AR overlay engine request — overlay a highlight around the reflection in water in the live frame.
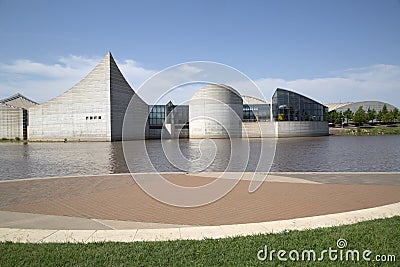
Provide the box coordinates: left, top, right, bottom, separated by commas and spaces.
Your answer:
0, 135, 399, 180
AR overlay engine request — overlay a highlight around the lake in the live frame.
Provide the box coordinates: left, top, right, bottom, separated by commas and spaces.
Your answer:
0, 135, 399, 180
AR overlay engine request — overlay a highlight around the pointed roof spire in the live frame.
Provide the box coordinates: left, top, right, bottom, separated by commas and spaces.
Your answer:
106, 51, 113, 60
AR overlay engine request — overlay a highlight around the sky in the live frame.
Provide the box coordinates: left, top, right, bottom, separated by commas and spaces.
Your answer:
0, 0, 399, 107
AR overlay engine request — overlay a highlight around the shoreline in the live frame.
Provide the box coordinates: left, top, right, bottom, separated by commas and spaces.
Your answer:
1, 132, 400, 143
329, 124, 400, 136
1, 171, 400, 183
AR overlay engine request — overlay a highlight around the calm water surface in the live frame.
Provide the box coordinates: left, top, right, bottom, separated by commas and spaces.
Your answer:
0, 135, 399, 180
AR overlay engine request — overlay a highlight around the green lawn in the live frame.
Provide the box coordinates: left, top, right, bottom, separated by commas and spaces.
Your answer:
346, 125, 400, 136
0, 216, 399, 266
0, 138, 21, 142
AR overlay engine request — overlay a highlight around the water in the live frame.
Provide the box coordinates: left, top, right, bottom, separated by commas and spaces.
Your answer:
0, 135, 399, 180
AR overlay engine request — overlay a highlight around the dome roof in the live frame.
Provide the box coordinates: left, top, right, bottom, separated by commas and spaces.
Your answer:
325, 101, 397, 112
191, 84, 242, 104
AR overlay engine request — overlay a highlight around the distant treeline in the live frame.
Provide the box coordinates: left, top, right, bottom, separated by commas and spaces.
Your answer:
328, 104, 399, 126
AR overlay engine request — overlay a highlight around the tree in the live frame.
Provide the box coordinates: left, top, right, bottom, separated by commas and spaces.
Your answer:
328, 111, 337, 124
336, 111, 344, 125
381, 104, 388, 116
377, 109, 383, 122
367, 108, 376, 123
343, 108, 353, 123
393, 108, 399, 122
383, 111, 395, 124
353, 106, 367, 126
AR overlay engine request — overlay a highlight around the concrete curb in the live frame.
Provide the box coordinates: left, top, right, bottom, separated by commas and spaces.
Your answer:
2, 171, 399, 183
1, 202, 399, 243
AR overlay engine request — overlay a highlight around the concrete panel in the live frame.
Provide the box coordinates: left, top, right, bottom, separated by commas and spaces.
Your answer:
109, 55, 148, 141
242, 121, 276, 138
27, 52, 149, 141
242, 121, 328, 138
28, 54, 112, 141
0, 104, 23, 139
277, 121, 329, 137
189, 84, 243, 138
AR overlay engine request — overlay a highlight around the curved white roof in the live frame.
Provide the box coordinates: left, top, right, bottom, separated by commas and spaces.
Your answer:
326, 101, 397, 112
242, 95, 269, 105
325, 102, 354, 112
191, 84, 242, 100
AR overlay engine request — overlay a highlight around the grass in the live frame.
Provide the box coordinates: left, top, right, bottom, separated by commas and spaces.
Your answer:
0, 216, 399, 266
330, 124, 400, 136
0, 138, 79, 143
350, 125, 400, 135
346, 125, 400, 136
0, 137, 21, 142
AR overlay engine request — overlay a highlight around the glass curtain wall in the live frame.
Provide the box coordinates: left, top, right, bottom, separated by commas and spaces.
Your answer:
272, 88, 328, 121
148, 105, 165, 129
243, 104, 271, 122
148, 104, 189, 129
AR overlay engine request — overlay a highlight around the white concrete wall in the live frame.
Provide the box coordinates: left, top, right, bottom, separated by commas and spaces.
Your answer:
242, 122, 275, 138
276, 121, 329, 137
242, 121, 328, 138
122, 96, 149, 141
0, 104, 23, 139
109, 56, 148, 141
28, 54, 111, 141
189, 85, 243, 139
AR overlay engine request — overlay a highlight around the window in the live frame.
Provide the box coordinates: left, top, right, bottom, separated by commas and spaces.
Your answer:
148, 105, 166, 126
99, 116, 101, 119
243, 104, 270, 122
272, 89, 327, 121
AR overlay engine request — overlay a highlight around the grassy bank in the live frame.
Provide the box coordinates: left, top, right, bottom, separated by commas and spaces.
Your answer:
330, 125, 400, 136
0, 138, 22, 142
0, 216, 399, 266
0, 138, 80, 143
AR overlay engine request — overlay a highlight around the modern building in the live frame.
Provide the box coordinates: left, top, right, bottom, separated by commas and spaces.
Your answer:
1, 52, 332, 140
269, 88, 329, 137
326, 101, 397, 113
0, 93, 38, 139
189, 84, 243, 138
27, 52, 148, 141
147, 102, 189, 139
242, 95, 271, 122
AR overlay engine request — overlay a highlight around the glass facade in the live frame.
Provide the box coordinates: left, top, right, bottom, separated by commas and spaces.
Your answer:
148, 105, 165, 128
149, 88, 327, 128
272, 88, 328, 121
148, 103, 189, 129
243, 104, 270, 122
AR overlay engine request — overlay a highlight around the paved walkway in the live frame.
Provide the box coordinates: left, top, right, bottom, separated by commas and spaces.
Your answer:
0, 172, 399, 242
0, 202, 399, 243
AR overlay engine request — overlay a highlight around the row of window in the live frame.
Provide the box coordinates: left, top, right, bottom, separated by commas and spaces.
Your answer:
243, 104, 271, 122
272, 89, 328, 121
148, 90, 327, 126
86, 115, 102, 120
149, 104, 273, 125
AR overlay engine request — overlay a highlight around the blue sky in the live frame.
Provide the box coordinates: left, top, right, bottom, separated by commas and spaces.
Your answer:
0, 0, 399, 107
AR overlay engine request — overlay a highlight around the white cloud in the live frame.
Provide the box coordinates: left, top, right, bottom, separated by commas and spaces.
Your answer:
0, 55, 156, 103
0, 55, 99, 103
250, 64, 400, 107
117, 59, 156, 90
0, 55, 399, 108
